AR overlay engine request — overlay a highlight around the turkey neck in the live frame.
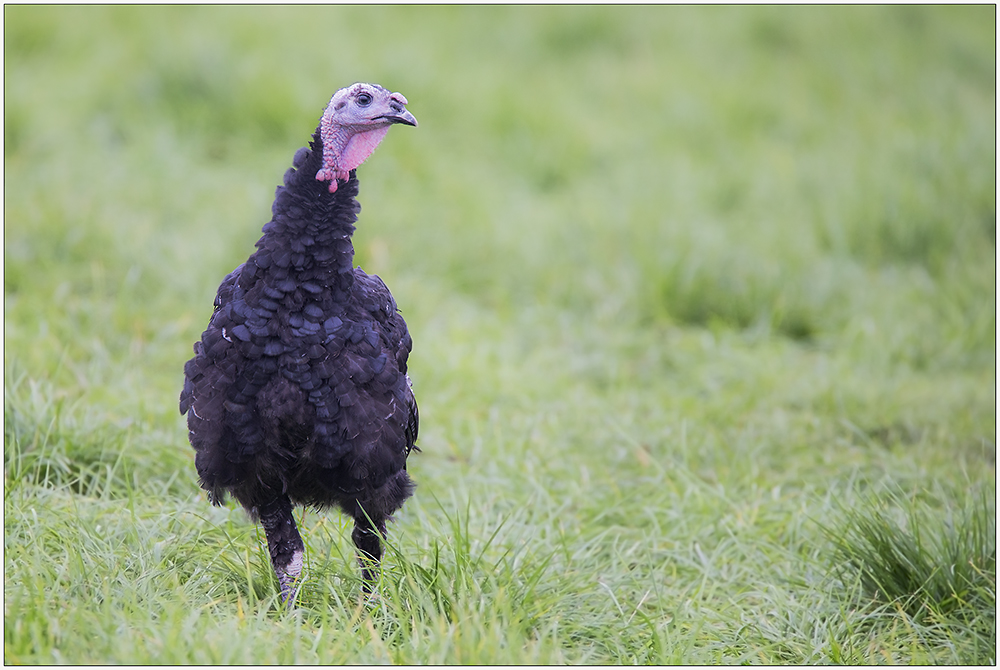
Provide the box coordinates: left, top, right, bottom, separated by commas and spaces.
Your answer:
243, 129, 362, 301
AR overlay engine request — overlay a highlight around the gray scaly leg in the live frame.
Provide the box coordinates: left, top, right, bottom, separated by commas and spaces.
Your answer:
258, 497, 305, 603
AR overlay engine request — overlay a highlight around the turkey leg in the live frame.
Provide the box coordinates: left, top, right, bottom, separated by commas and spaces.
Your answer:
258, 496, 305, 603
352, 513, 387, 592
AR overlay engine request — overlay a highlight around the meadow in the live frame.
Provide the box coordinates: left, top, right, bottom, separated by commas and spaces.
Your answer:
4, 5, 996, 664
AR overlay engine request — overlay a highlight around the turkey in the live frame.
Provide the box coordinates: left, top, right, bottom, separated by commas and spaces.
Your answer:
180, 83, 419, 602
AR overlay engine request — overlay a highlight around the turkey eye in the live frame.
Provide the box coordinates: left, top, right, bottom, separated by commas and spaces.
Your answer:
356, 93, 373, 107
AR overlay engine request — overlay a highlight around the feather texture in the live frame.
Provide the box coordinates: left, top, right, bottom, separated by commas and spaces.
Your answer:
180, 83, 418, 600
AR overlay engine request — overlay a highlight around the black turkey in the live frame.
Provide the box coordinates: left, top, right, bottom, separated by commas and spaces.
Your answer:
180, 83, 419, 602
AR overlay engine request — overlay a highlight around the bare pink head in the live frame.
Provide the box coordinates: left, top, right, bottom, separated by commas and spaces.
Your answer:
316, 83, 417, 193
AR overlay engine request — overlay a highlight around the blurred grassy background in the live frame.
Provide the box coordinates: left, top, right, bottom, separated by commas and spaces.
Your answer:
4, 5, 996, 664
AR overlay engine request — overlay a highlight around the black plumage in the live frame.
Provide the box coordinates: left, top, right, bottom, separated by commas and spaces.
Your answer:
180, 83, 419, 601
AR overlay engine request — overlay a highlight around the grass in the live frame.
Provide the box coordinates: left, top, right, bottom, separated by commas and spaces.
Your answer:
826, 483, 995, 617
4, 5, 996, 664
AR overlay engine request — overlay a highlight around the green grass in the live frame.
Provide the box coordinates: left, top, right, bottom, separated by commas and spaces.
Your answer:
4, 5, 995, 664
826, 483, 994, 625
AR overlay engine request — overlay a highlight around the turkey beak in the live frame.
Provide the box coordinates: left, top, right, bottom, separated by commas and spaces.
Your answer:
383, 109, 418, 127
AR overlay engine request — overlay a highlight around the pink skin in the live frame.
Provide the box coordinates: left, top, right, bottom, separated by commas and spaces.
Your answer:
315, 85, 412, 193
316, 124, 391, 193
